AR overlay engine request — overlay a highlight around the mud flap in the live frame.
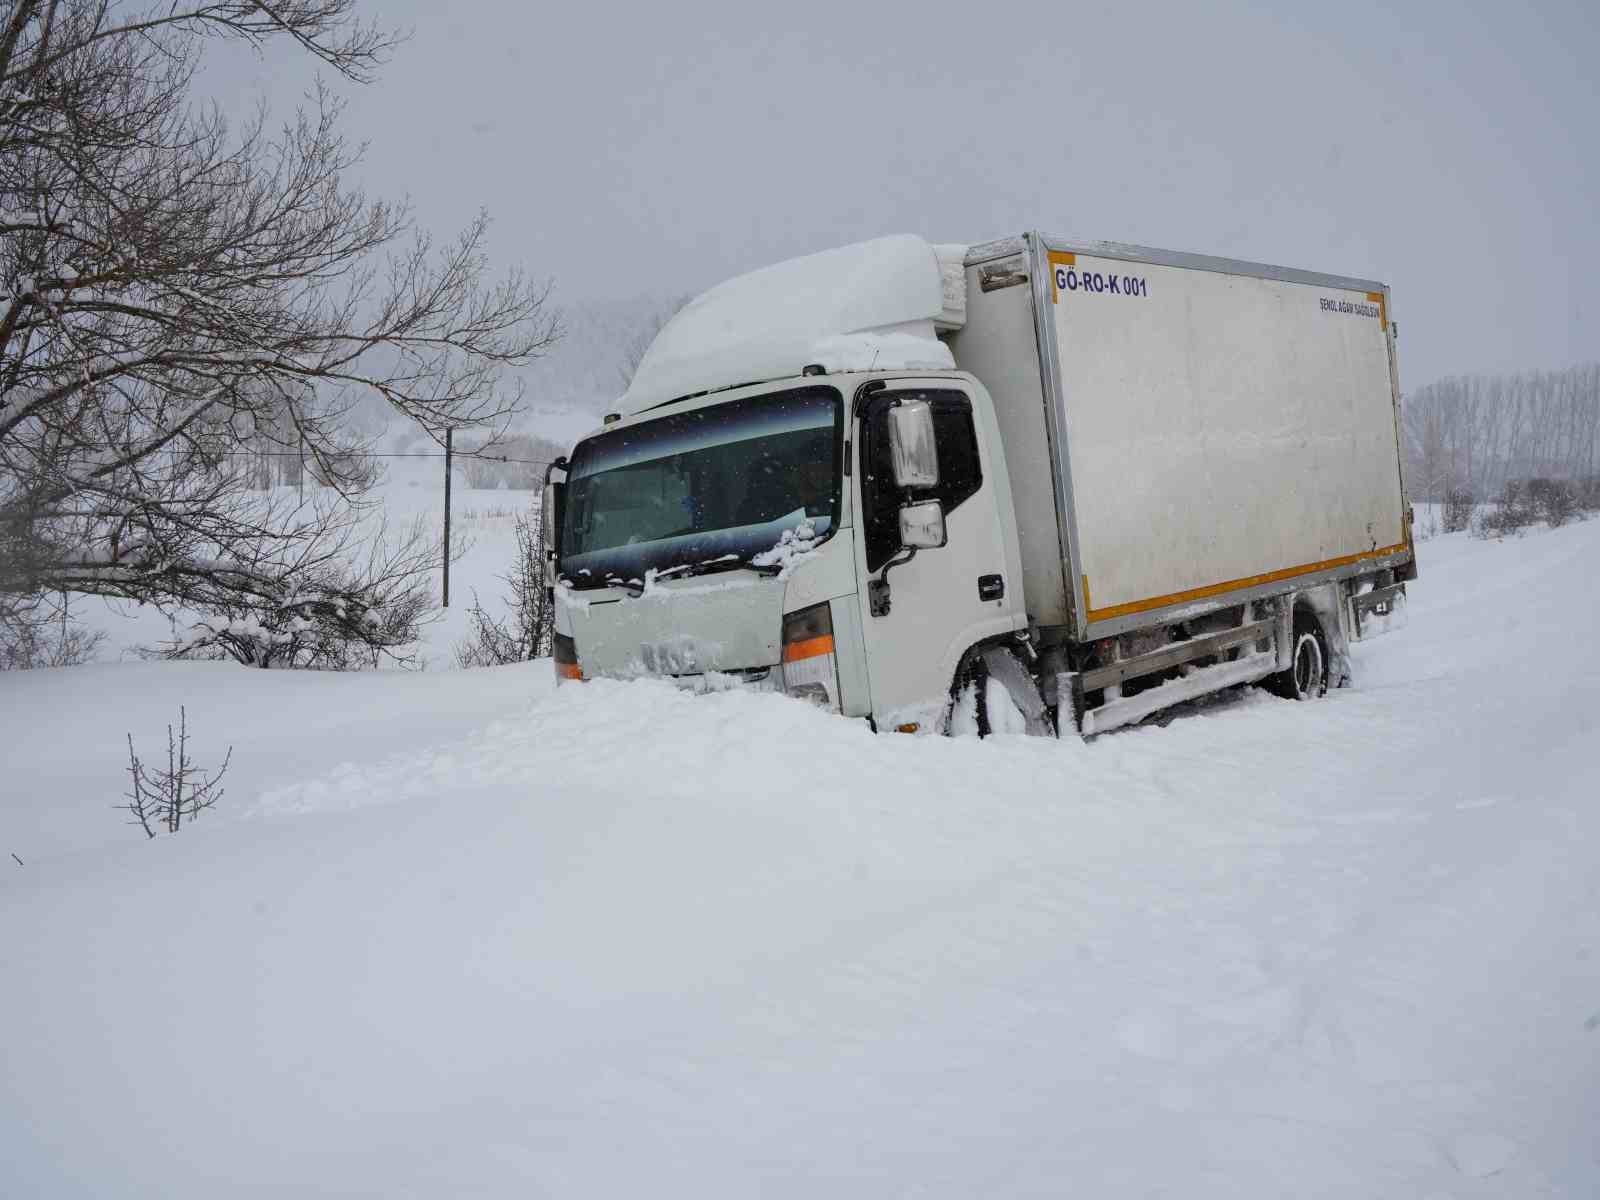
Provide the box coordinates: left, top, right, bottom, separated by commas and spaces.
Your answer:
1351, 583, 1408, 643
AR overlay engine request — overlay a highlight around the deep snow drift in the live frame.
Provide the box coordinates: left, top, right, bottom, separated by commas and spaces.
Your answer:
3, 519, 1599, 1198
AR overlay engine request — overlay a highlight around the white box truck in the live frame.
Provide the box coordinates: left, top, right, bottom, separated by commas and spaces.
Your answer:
546, 233, 1415, 736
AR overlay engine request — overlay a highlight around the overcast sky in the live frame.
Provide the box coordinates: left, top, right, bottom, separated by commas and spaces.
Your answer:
210, 0, 1597, 397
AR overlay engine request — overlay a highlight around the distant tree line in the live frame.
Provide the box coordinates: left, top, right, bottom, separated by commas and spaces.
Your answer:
1403, 365, 1600, 515
454, 432, 567, 491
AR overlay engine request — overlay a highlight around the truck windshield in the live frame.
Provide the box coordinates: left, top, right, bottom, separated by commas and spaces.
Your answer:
559, 386, 842, 587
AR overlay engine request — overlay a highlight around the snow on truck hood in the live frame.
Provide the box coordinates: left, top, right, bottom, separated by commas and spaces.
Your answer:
620, 235, 968, 414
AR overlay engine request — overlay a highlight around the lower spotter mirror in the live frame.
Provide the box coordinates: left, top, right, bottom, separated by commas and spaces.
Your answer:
898, 498, 946, 550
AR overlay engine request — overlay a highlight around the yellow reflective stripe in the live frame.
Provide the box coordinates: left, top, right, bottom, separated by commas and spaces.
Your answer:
1085, 542, 1409, 623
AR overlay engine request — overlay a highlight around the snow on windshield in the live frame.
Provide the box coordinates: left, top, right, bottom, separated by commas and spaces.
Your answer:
750, 516, 819, 574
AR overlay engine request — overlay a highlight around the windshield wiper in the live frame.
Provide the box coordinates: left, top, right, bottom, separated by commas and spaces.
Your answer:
561, 557, 780, 597
674, 556, 782, 579
601, 574, 645, 596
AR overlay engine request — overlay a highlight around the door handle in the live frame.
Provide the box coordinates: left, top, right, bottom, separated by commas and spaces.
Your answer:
978, 574, 1004, 601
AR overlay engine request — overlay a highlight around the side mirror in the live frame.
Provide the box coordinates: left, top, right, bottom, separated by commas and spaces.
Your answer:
888, 400, 939, 488
541, 478, 564, 586
870, 498, 947, 618
898, 498, 946, 550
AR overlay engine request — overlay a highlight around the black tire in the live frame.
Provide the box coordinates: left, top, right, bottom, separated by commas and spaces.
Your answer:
950, 653, 991, 737
1268, 610, 1329, 701
949, 648, 1056, 737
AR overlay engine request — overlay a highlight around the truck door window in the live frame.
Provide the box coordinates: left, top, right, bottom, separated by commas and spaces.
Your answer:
862, 390, 983, 572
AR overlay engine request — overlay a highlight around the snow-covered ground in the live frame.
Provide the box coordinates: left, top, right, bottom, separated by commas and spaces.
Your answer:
3, 519, 1598, 1197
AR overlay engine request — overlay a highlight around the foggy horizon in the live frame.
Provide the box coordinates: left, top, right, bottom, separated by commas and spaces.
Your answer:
205, 0, 1598, 401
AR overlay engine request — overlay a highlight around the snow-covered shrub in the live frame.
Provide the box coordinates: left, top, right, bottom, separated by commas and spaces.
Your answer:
458, 505, 517, 527
122, 707, 231, 838
1475, 478, 1588, 537
1526, 478, 1579, 528
455, 510, 551, 667
1578, 475, 1600, 513
169, 587, 431, 671
1441, 486, 1475, 534
1473, 480, 1535, 539
153, 514, 439, 670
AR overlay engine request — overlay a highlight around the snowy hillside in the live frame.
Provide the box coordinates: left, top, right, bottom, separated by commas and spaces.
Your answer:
3, 519, 1599, 1197
518, 292, 689, 429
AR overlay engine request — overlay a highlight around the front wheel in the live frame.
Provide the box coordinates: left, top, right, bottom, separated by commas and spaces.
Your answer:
949, 653, 992, 737
1268, 612, 1329, 701
948, 647, 1054, 737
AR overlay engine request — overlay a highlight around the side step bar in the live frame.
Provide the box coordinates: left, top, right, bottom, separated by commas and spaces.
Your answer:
1079, 618, 1275, 692
1078, 652, 1278, 736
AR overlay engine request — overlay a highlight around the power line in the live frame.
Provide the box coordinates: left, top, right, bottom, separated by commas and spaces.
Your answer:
209, 450, 561, 466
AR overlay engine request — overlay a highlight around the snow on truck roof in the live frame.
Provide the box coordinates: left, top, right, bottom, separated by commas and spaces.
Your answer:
620, 235, 968, 414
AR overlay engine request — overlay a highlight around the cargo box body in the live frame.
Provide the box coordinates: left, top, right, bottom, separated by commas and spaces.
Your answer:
950, 234, 1412, 641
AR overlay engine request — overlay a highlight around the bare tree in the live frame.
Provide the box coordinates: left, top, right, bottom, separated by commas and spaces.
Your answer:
1404, 365, 1600, 504
0, 585, 102, 666
0, 2, 559, 658
454, 506, 551, 667
122, 705, 231, 837
1437, 486, 1474, 534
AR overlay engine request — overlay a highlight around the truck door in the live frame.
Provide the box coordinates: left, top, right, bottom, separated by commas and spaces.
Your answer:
852, 383, 1020, 727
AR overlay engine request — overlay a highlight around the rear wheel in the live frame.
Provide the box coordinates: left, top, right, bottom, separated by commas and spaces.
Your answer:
1269, 611, 1328, 701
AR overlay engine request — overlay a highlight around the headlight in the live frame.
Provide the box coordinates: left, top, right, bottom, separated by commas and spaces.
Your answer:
781, 602, 839, 711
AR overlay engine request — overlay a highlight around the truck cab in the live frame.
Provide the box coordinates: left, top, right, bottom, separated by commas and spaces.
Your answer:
552, 367, 1028, 730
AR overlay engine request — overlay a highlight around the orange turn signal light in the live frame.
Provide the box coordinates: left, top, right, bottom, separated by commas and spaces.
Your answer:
781, 633, 835, 664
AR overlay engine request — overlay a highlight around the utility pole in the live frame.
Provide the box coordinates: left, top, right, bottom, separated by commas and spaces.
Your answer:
442, 427, 453, 608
